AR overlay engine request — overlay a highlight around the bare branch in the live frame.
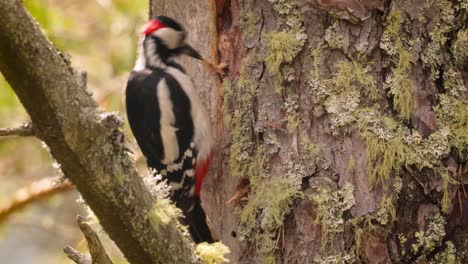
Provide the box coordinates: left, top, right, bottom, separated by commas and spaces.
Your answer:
77, 215, 114, 264
0, 1, 198, 263
0, 122, 34, 137
0, 177, 73, 223
64, 246, 92, 264
64, 215, 113, 264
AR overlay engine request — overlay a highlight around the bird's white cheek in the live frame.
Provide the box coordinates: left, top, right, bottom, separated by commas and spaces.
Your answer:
153, 28, 184, 50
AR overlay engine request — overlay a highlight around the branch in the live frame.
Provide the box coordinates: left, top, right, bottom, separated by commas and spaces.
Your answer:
0, 177, 73, 223
0, 122, 34, 137
64, 246, 92, 264
64, 216, 113, 264
0, 1, 198, 263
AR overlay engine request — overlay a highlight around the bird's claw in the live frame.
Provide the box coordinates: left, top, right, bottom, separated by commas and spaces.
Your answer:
203, 60, 228, 75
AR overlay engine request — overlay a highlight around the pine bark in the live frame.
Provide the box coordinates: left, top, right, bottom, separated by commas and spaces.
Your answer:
152, 0, 467, 263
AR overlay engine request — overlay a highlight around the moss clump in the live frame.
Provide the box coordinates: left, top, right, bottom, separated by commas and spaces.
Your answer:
412, 213, 446, 254
309, 58, 377, 135
332, 61, 377, 99
264, 31, 303, 75
355, 107, 457, 210
148, 199, 182, 232
375, 177, 402, 225
195, 242, 230, 264
238, 11, 258, 41
265, 0, 307, 133
324, 60, 377, 135
347, 156, 356, 174
309, 180, 355, 250
438, 168, 459, 213
380, 10, 415, 121
238, 173, 303, 263
355, 109, 416, 186
237, 146, 305, 263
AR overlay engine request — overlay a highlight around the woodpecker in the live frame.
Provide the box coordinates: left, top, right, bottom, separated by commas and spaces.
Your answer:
125, 16, 217, 243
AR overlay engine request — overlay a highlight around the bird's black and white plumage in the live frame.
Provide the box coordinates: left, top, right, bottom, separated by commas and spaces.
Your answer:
125, 16, 215, 243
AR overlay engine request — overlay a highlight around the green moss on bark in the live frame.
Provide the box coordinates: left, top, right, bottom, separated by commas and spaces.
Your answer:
381, 10, 415, 121
309, 179, 355, 251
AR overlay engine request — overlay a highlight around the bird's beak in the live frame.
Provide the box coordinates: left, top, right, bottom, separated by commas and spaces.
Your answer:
180, 43, 203, 60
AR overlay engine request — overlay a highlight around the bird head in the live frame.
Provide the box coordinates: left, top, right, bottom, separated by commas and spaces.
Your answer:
142, 16, 202, 60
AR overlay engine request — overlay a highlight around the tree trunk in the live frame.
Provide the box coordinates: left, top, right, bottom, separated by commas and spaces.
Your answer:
152, 0, 467, 263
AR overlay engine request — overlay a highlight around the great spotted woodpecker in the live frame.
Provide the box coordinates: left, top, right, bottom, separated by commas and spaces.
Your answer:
125, 16, 218, 243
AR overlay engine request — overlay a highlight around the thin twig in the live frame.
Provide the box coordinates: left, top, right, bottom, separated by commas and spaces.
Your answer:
0, 122, 34, 137
64, 215, 113, 264
64, 246, 92, 264
0, 177, 74, 223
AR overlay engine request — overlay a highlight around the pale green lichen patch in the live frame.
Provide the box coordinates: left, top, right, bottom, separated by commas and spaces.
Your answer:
264, 31, 304, 93
284, 91, 300, 132
354, 108, 457, 211
412, 213, 446, 254
438, 168, 459, 213
429, 241, 458, 264
264, 0, 307, 133
308, 42, 328, 107
324, 20, 344, 50
238, 173, 303, 263
238, 11, 258, 41
421, 0, 456, 80
355, 109, 414, 186
195, 242, 230, 264
222, 79, 233, 128
226, 55, 294, 260
452, 29, 468, 67
236, 145, 307, 262
375, 177, 402, 225
228, 52, 259, 178
398, 233, 408, 256
309, 180, 355, 250
355, 107, 453, 187
298, 136, 319, 176
443, 67, 466, 98
148, 199, 182, 232
434, 94, 468, 158
313, 250, 356, 264
308, 56, 378, 135
323, 60, 377, 135
380, 10, 415, 121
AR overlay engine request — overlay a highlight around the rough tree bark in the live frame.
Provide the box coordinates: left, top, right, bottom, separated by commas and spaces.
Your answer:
152, 0, 467, 263
0, 1, 199, 263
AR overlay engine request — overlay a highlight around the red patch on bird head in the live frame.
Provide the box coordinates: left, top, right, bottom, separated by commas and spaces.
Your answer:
143, 19, 167, 36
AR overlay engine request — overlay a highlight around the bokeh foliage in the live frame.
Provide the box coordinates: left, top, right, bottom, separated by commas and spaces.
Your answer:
0, 1, 146, 263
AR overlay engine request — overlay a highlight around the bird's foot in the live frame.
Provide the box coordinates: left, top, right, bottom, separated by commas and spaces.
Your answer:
203, 60, 228, 75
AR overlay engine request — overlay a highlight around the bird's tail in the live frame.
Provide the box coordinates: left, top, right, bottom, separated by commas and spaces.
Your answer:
185, 200, 214, 243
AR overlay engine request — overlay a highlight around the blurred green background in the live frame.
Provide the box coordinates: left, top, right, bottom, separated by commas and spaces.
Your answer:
0, 0, 146, 262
